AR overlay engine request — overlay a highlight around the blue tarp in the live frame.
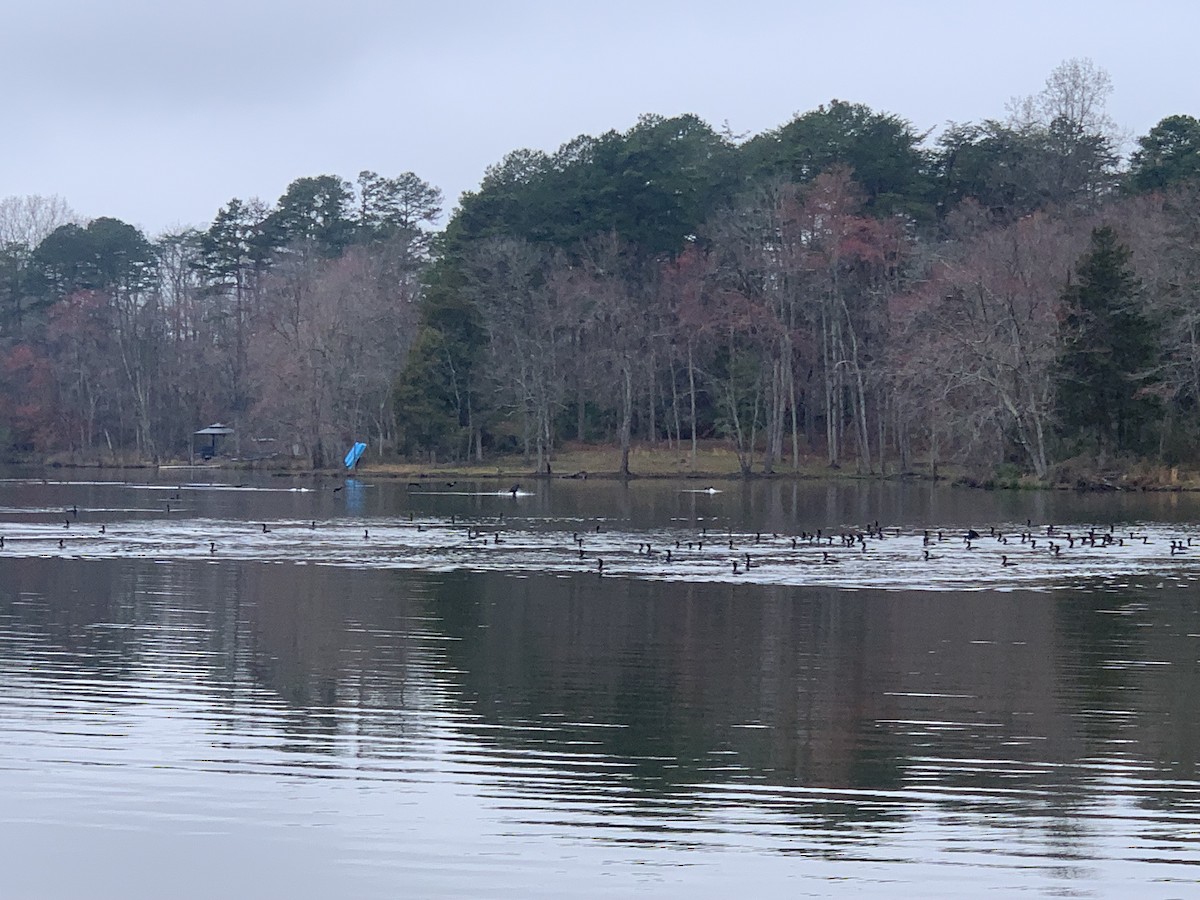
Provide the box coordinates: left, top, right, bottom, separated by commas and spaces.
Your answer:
344, 441, 367, 470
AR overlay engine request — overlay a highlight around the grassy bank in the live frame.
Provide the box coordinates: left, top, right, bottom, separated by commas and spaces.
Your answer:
356, 443, 862, 481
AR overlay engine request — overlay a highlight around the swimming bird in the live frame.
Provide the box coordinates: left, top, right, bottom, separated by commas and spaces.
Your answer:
209, 541, 216, 553
99, 525, 106, 534
364, 529, 370, 539
1001, 555, 1017, 567
261, 523, 271, 533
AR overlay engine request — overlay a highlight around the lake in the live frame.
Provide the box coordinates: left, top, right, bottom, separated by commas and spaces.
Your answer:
1, 472, 1198, 898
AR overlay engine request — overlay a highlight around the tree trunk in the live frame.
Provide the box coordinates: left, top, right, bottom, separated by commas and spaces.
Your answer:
619, 361, 633, 478
688, 342, 698, 465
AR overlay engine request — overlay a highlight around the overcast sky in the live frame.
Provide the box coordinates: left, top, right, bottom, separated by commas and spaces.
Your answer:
3, 0, 1195, 237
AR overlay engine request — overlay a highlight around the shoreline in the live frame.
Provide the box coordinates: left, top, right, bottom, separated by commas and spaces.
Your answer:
9, 453, 1200, 493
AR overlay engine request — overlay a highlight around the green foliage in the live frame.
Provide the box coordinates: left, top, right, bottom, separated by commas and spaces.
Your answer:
356, 170, 443, 242
30, 218, 156, 300
448, 114, 739, 257
198, 198, 274, 284
1056, 226, 1160, 454
393, 268, 487, 458
742, 100, 934, 221
934, 118, 1118, 222
0, 241, 33, 339
935, 121, 1052, 221
263, 175, 355, 257
1128, 115, 1200, 193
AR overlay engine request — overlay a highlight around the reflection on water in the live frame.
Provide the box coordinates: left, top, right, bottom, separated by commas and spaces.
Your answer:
1, 474, 1199, 897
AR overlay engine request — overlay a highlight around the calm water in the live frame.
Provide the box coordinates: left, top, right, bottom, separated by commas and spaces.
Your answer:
1, 472, 1199, 898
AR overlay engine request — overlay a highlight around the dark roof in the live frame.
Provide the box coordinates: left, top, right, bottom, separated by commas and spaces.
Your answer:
194, 423, 234, 436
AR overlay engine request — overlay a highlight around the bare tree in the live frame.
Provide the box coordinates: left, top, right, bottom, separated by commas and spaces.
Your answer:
248, 244, 419, 467
893, 204, 1085, 478
0, 194, 80, 248
459, 237, 570, 473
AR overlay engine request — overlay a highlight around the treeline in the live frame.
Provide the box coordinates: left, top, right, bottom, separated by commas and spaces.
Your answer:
3, 58, 1200, 477
0, 172, 439, 465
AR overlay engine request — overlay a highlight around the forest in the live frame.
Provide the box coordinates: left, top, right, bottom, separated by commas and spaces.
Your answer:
3, 58, 1200, 480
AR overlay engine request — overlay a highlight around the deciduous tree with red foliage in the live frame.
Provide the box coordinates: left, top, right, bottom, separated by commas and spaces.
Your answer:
0, 343, 56, 452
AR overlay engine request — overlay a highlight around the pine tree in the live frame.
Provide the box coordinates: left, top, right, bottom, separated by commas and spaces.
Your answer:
1056, 225, 1160, 454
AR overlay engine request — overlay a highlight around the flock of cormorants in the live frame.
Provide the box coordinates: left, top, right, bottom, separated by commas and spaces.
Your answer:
1, 489, 1196, 587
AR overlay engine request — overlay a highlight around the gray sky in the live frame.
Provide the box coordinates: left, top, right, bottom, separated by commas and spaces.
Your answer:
3, 0, 1195, 237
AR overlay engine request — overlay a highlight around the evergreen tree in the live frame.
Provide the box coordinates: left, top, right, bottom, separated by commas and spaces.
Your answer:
1056, 226, 1160, 455
393, 267, 487, 459
742, 100, 934, 222
1128, 115, 1200, 193
263, 175, 355, 257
